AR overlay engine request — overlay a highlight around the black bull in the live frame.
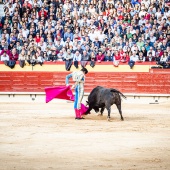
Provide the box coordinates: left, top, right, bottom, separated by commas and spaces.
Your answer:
85, 86, 126, 120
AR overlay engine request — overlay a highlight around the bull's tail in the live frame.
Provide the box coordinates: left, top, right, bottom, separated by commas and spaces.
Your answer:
110, 88, 126, 99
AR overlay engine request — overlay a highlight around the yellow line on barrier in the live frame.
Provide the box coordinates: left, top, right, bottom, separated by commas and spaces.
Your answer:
0, 64, 153, 72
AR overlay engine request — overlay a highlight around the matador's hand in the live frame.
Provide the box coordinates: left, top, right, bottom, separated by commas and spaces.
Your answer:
71, 85, 75, 89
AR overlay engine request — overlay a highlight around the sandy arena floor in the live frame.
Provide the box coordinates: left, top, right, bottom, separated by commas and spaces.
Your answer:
0, 101, 170, 170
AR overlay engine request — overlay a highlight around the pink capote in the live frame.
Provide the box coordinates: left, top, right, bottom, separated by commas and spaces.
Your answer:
45, 86, 89, 115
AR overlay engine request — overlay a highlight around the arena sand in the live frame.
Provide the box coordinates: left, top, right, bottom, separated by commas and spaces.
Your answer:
0, 101, 170, 170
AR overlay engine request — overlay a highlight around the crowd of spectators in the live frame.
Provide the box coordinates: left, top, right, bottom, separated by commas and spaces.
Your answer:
0, 0, 170, 70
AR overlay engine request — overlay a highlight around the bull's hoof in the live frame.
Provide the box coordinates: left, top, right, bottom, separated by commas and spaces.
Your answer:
97, 113, 103, 116
107, 117, 111, 121
121, 118, 124, 121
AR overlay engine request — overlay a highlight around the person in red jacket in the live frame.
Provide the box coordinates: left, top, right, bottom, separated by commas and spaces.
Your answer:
96, 51, 105, 63
113, 51, 121, 67
0, 46, 12, 58
121, 52, 130, 63
34, 32, 42, 43
38, 7, 48, 19
22, 0, 32, 9
10, 48, 19, 61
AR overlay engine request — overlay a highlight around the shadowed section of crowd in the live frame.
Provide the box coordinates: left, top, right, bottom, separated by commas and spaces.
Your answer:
0, 0, 170, 70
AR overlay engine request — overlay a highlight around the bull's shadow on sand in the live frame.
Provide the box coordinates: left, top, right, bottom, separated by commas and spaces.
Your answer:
82, 110, 148, 122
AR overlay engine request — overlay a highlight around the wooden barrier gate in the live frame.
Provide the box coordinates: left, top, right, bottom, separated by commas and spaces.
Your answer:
0, 69, 170, 94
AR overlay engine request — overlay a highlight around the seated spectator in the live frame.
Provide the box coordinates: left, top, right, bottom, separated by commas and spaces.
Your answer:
23, 0, 32, 10
105, 50, 113, 62
73, 50, 82, 68
160, 40, 168, 51
43, 51, 49, 61
0, 51, 9, 62
113, 51, 121, 67
18, 50, 27, 68
34, 32, 42, 43
89, 51, 96, 68
8, 41, 15, 50
131, 42, 139, 53
48, 49, 57, 62
120, 52, 130, 63
157, 52, 169, 68
0, 39, 7, 51
123, 42, 130, 53
137, 37, 144, 51
15, 41, 22, 54
138, 52, 145, 62
10, 48, 18, 61
64, 28, 73, 41
65, 49, 74, 71
131, 0, 140, 7
55, 39, 63, 53
30, 55, 37, 66
149, 32, 156, 43
128, 52, 139, 69
37, 54, 44, 66
146, 37, 154, 48
144, 42, 151, 52
93, 37, 101, 49
146, 47, 156, 61
57, 50, 65, 61
73, 50, 81, 62
80, 50, 90, 67
96, 51, 105, 63
141, 46, 147, 58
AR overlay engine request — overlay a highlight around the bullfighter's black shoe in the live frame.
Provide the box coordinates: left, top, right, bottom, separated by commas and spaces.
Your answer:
79, 117, 85, 119
75, 117, 85, 120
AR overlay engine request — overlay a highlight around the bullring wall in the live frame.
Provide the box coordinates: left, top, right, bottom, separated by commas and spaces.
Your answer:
0, 62, 170, 94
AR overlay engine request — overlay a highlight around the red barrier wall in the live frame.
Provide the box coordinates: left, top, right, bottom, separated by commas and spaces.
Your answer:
0, 70, 170, 94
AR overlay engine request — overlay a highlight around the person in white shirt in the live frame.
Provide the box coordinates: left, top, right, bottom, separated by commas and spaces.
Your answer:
98, 29, 106, 43
0, 52, 9, 62
131, 43, 139, 53
73, 50, 82, 62
63, 1, 71, 12
129, 26, 136, 35
123, 42, 129, 52
89, 4, 96, 15
88, 28, 96, 42
38, 38, 47, 51
139, 8, 146, 18
64, 37, 73, 47
57, 50, 65, 61
138, 16, 146, 25
141, 0, 150, 9
44, 24, 55, 34
147, 47, 156, 57
128, 52, 139, 69
22, 25, 29, 39
7, 2, 14, 16
149, 32, 156, 43
155, 8, 162, 19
